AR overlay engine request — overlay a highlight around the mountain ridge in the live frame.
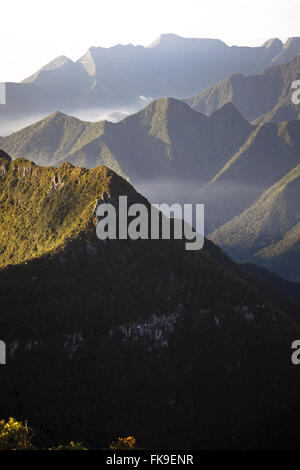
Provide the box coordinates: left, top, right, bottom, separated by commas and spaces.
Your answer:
184, 54, 300, 123
2, 98, 300, 282
209, 164, 300, 281
0, 98, 254, 182
201, 118, 300, 232
2, 34, 300, 128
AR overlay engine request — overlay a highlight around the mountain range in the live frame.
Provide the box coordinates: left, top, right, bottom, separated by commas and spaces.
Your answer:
2, 34, 300, 130
1, 150, 300, 449
0, 98, 253, 181
1, 97, 300, 281
184, 53, 300, 123
202, 119, 300, 227
1, 27, 300, 451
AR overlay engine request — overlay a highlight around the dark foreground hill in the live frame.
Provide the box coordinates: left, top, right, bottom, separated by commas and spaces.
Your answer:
0, 152, 300, 449
241, 263, 300, 304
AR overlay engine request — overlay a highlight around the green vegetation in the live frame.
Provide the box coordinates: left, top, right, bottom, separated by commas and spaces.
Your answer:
0, 152, 136, 268
0, 112, 126, 177
109, 436, 137, 450
0, 39, 300, 451
0, 417, 87, 450
0, 418, 34, 450
0, 98, 253, 182
0, 155, 300, 449
0, 417, 140, 451
202, 118, 300, 235
2, 98, 299, 244
49, 441, 88, 451
210, 165, 300, 281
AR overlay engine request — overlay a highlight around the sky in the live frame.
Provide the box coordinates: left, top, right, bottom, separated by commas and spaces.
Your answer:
1, 0, 299, 82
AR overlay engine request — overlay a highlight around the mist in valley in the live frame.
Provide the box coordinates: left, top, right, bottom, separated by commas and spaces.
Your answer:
134, 178, 267, 234
0, 95, 153, 136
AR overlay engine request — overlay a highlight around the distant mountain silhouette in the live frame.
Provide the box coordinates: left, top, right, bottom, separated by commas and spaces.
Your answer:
1, 34, 300, 124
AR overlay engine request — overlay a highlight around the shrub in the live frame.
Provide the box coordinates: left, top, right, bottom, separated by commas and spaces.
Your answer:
109, 436, 136, 450
0, 417, 34, 450
49, 441, 88, 450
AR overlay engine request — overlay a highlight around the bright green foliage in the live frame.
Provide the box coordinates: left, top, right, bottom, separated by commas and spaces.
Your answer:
0, 153, 134, 268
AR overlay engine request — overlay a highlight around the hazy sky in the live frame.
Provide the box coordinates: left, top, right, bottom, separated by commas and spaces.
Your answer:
1, 0, 299, 82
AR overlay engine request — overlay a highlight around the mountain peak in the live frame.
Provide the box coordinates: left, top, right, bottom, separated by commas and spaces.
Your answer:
151, 96, 193, 109
284, 37, 300, 49
36, 55, 73, 74
137, 97, 207, 125
148, 34, 226, 50
148, 34, 183, 48
262, 38, 283, 49
23, 56, 73, 83
43, 110, 82, 125
210, 102, 249, 123
0, 156, 137, 267
47, 110, 69, 119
